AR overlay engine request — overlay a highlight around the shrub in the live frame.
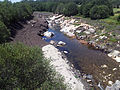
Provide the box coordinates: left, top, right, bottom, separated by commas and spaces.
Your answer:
0, 21, 10, 43
63, 2, 78, 16
117, 14, 120, 22
82, 3, 93, 17
90, 5, 109, 19
0, 43, 66, 90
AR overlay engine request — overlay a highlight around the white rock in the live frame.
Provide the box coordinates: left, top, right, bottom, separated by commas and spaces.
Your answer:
106, 80, 120, 90
88, 28, 95, 33
58, 41, 66, 46
86, 79, 92, 82
76, 30, 82, 34
84, 31, 91, 34
66, 32, 75, 37
108, 50, 120, 62
44, 31, 54, 38
99, 36, 107, 39
63, 51, 68, 54
50, 40, 55, 45
108, 81, 113, 85
101, 64, 108, 68
113, 68, 117, 71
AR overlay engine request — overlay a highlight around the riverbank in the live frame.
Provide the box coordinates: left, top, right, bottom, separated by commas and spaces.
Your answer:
11, 12, 49, 48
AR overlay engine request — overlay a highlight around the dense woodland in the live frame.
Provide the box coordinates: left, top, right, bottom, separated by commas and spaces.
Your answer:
0, 0, 120, 89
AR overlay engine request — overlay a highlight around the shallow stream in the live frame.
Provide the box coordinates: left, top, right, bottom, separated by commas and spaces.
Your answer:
42, 28, 120, 89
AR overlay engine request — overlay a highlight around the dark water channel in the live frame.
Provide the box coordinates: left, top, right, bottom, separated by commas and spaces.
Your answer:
43, 28, 120, 89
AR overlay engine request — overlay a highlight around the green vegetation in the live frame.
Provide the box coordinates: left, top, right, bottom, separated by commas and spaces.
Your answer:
0, 43, 66, 89
78, 0, 114, 19
100, 8, 120, 24
90, 5, 109, 19
117, 14, 120, 22
0, 0, 33, 43
0, 21, 10, 43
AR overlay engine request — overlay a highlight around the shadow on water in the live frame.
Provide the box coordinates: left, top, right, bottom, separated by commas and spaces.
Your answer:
43, 28, 120, 89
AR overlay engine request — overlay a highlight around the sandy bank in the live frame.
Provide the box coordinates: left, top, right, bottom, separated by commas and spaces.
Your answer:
42, 44, 85, 90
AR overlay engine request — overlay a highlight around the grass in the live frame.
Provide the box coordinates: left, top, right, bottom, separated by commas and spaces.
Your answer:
100, 8, 120, 25
113, 8, 120, 13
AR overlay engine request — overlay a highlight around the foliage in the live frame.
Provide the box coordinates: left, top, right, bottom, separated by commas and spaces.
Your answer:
117, 14, 120, 22
0, 21, 10, 43
78, 0, 114, 19
62, 2, 78, 16
0, 43, 66, 90
55, 3, 64, 14
82, 2, 93, 17
0, 1, 33, 43
90, 5, 109, 19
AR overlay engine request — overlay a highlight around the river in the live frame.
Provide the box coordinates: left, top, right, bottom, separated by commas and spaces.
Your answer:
42, 27, 120, 89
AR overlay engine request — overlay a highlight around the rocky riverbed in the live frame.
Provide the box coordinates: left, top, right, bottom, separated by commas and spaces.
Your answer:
42, 14, 120, 89
47, 14, 120, 63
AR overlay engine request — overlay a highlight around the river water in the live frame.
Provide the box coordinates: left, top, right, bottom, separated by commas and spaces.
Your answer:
42, 28, 120, 89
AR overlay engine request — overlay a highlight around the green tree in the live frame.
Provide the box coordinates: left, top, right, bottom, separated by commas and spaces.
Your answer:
63, 2, 78, 16
0, 21, 10, 43
0, 43, 66, 89
90, 5, 109, 19
82, 2, 93, 17
55, 3, 64, 14
117, 14, 120, 22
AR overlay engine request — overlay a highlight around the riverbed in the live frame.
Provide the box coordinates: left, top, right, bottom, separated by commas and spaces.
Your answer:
42, 27, 120, 89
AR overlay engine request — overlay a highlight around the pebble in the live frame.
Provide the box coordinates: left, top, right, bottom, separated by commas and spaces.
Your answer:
113, 68, 117, 71
108, 81, 113, 85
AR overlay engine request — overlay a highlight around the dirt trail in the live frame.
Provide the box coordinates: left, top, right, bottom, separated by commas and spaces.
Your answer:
11, 12, 49, 48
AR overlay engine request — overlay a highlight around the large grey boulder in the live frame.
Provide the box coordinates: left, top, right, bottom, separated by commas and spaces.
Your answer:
106, 80, 120, 90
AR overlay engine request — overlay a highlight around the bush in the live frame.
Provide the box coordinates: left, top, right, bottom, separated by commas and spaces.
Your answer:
90, 5, 109, 19
0, 43, 66, 90
82, 3, 93, 17
0, 21, 10, 43
63, 2, 78, 16
117, 14, 120, 22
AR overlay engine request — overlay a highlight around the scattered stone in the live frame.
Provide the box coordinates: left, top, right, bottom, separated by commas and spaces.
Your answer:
84, 31, 91, 35
113, 68, 117, 71
50, 40, 55, 45
76, 30, 82, 34
106, 80, 120, 90
108, 50, 120, 62
57, 41, 66, 46
63, 51, 69, 54
86, 75, 93, 79
108, 81, 113, 85
44, 31, 54, 38
99, 36, 107, 40
88, 28, 95, 33
86, 79, 92, 83
101, 64, 108, 68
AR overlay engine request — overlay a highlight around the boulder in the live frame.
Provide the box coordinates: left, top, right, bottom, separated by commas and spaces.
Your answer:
50, 40, 55, 45
108, 50, 120, 62
106, 80, 120, 90
84, 31, 91, 35
88, 28, 95, 33
63, 51, 68, 54
57, 41, 66, 46
44, 31, 54, 38
66, 32, 75, 37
